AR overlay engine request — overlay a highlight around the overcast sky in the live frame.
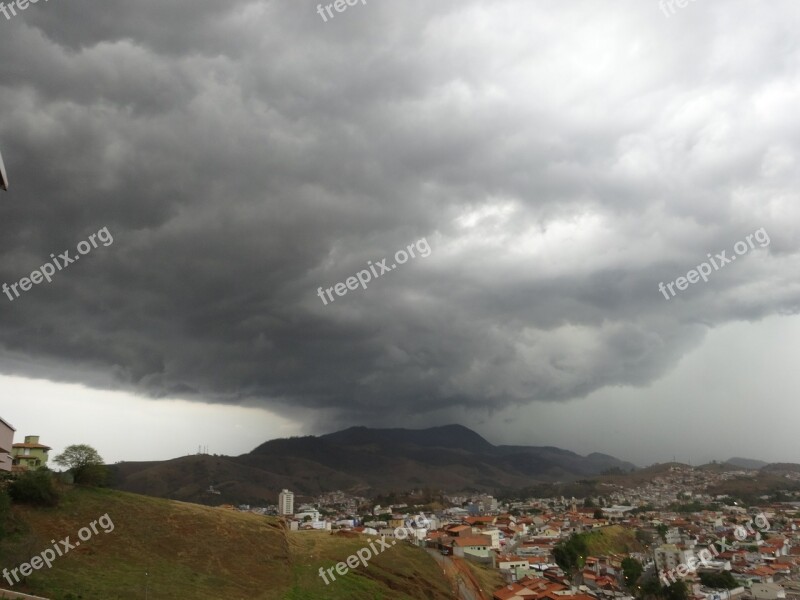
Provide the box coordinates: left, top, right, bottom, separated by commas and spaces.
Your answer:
1, 0, 799, 467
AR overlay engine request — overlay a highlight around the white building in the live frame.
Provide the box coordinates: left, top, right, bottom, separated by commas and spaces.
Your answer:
278, 489, 295, 516
0, 416, 14, 472
482, 528, 502, 549
654, 544, 695, 572
665, 528, 682, 544
751, 583, 786, 600
295, 510, 321, 522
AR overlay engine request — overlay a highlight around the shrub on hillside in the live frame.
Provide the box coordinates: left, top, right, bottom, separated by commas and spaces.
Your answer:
699, 571, 738, 589
0, 489, 10, 539
8, 469, 61, 507
74, 463, 109, 486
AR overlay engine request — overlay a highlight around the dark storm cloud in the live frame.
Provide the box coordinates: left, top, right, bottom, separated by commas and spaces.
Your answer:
1, 0, 799, 426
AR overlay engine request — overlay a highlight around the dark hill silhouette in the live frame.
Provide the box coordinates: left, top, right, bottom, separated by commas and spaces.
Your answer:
110, 424, 635, 504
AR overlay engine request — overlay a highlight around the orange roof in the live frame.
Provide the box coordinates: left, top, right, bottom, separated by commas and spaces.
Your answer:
494, 583, 536, 600
470, 516, 496, 523
745, 567, 775, 577
453, 536, 492, 547
498, 554, 524, 562
521, 579, 567, 593
13, 443, 51, 450
596, 576, 618, 588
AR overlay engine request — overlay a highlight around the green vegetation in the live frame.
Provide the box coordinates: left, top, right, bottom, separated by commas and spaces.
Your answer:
601, 467, 629, 476
641, 577, 689, 600
287, 531, 453, 600
583, 525, 643, 555
707, 472, 800, 506
0, 487, 453, 599
554, 525, 643, 573
667, 501, 720, 513
463, 559, 505, 596
54, 444, 109, 486
554, 533, 589, 573
8, 469, 61, 507
497, 479, 602, 502
0, 488, 10, 539
699, 572, 738, 589
635, 529, 654, 546
622, 557, 643, 589
656, 524, 668, 542
663, 580, 690, 600
632, 504, 655, 514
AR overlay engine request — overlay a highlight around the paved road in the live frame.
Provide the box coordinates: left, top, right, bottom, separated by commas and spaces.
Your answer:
426, 549, 485, 600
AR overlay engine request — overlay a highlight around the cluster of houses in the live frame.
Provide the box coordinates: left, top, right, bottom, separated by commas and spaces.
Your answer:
648, 509, 800, 597
267, 487, 800, 600
0, 415, 51, 473
475, 502, 800, 600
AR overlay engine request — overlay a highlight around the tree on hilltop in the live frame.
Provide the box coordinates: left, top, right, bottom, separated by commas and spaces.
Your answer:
54, 444, 108, 486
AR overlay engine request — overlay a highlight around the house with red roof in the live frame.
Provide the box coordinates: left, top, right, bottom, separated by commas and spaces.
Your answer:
493, 582, 537, 600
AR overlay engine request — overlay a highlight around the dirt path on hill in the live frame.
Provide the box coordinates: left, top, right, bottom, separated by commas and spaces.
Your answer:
426, 549, 487, 600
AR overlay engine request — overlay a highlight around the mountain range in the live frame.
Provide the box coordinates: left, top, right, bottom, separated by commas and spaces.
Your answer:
108, 424, 636, 504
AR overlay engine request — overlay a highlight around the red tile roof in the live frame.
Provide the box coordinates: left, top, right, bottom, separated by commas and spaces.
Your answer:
493, 583, 536, 600
453, 536, 492, 547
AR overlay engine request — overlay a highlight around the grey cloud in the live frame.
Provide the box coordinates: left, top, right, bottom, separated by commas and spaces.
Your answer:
1, 0, 799, 427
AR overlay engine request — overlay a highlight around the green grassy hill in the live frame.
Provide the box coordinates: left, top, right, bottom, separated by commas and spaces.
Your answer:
582, 525, 644, 556
0, 488, 453, 600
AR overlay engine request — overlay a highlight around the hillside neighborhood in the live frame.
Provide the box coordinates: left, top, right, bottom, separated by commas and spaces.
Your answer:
262, 464, 800, 600
4, 416, 800, 600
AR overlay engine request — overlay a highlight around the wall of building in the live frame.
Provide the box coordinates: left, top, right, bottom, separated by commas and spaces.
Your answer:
0, 418, 14, 472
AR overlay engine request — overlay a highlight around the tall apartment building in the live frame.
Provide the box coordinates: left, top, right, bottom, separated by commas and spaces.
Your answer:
278, 489, 295, 516
0, 417, 15, 472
